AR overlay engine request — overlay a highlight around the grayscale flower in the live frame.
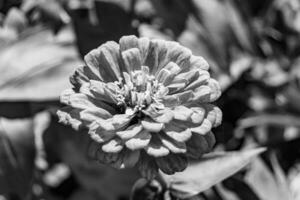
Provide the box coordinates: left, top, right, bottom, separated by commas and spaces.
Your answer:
57, 35, 222, 179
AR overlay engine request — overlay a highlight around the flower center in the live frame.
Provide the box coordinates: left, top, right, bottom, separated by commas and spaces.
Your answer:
117, 66, 168, 112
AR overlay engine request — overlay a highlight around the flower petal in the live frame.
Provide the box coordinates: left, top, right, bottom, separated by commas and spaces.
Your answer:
164, 122, 192, 142
207, 78, 222, 102
121, 48, 142, 71
125, 130, 152, 150
172, 106, 194, 121
120, 150, 140, 169
84, 42, 122, 82
102, 137, 124, 153
190, 107, 206, 124
57, 108, 82, 130
144, 40, 159, 74
138, 37, 150, 63
80, 108, 112, 122
185, 70, 210, 91
156, 154, 187, 175
167, 41, 192, 69
88, 121, 115, 143
145, 135, 170, 157
190, 119, 212, 135
186, 134, 210, 159
116, 124, 142, 140
151, 39, 169, 73
70, 66, 100, 89
189, 55, 209, 71
159, 134, 186, 154
137, 152, 158, 180
141, 118, 164, 133
119, 35, 139, 52
192, 85, 212, 102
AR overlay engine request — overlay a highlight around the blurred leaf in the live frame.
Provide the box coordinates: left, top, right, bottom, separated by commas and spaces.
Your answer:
270, 153, 293, 200
0, 27, 82, 101
237, 114, 300, 129
43, 116, 140, 200
0, 117, 35, 198
160, 148, 265, 199
70, 0, 137, 57
215, 183, 240, 200
245, 154, 292, 200
222, 177, 260, 200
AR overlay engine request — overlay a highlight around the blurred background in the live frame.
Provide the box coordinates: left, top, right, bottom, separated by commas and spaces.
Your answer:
1, 0, 300, 199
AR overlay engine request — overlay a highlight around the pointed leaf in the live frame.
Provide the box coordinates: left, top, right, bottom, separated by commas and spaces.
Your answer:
160, 148, 265, 198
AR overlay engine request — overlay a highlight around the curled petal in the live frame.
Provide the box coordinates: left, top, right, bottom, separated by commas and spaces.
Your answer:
156, 154, 187, 175
190, 119, 212, 135
88, 122, 115, 143
57, 108, 82, 130
150, 109, 174, 124
110, 114, 133, 130
116, 124, 143, 140
145, 135, 170, 157
125, 130, 152, 150
213, 106, 223, 127
173, 106, 194, 121
207, 78, 222, 102
190, 107, 205, 124
89, 80, 119, 104
192, 85, 212, 102
80, 108, 112, 123
162, 90, 194, 107
141, 118, 164, 132
102, 138, 124, 153
164, 122, 192, 142
70, 66, 100, 89
159, 134, 186, 154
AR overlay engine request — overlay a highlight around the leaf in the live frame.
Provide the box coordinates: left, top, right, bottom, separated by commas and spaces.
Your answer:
270, 153, 293, 200
70, 1, 137, 57
43, 115, 140, 200
245, 154, 292, 200
160, 148, 265, 199
0, 117, 35, 198
237, 114, 300, 129
0, 27, 82, 101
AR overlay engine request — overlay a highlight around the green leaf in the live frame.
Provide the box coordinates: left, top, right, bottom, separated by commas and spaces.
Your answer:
160, 148, 265, 199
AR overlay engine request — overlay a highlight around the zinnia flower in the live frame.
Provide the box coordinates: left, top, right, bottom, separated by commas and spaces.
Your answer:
57, 35, 222, 179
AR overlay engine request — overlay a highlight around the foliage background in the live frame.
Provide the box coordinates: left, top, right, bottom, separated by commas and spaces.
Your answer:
0, 0, 300, 199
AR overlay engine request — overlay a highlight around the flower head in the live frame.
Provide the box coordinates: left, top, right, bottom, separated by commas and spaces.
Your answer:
57, 35, 222, 179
